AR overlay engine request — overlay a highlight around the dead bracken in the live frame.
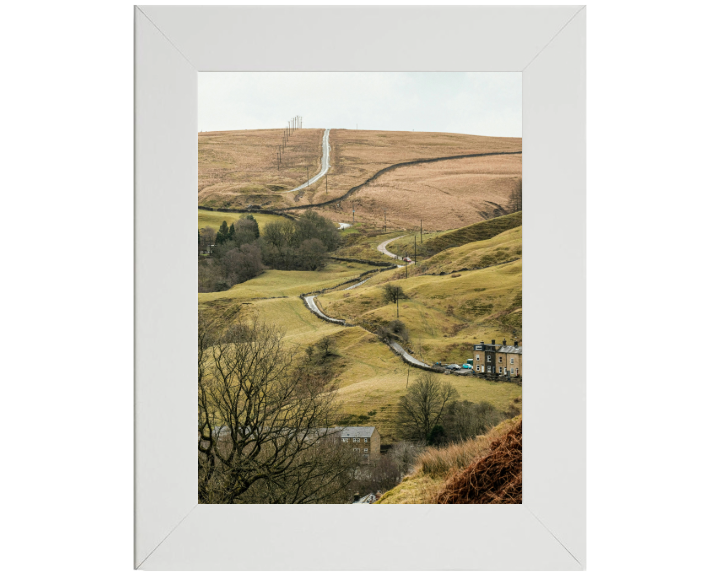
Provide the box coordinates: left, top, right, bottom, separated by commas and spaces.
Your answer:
435, 418, 522, 504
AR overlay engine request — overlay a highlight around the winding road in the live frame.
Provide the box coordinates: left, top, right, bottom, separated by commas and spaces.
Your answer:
303, 295, 345, 325
289, 128, 331, 194
303, 274, 430, 369
389, 341, 431, 368
377, 235, 413, 265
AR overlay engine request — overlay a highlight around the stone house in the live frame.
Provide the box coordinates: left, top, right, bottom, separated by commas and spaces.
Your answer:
496, 340, 523, 377
474, 340, 522, 376
334, 426, 381, 462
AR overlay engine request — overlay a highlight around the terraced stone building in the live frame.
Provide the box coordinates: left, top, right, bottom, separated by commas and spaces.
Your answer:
474, 340, 522, 376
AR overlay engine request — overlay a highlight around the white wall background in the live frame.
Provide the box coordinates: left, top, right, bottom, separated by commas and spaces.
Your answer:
2, 1, 717, 575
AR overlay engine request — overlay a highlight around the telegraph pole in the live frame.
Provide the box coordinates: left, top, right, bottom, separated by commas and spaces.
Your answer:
414, 236, 417, 263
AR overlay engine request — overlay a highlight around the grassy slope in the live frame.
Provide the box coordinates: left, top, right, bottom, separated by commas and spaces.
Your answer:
198, 128, 324, 209
388, 211, 522, 260
198, 209, 287, 232
198, 258, 520, 442
199, 129, 520, 214
376, 416, 520, 504
318, 227, 523, 366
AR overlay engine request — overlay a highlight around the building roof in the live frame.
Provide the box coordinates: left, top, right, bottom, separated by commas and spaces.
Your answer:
336, 426, 375, 438
353, 493, 377, 504
498, 345, 522, 354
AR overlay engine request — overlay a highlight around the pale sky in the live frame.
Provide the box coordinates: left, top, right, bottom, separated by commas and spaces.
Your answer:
199, 72, 521, 137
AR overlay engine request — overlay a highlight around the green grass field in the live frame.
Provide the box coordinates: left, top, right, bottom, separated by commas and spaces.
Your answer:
198, 254, 520, 442
388, 211, 522, 260
198, 209, 287, 232
318, 228, 522, 367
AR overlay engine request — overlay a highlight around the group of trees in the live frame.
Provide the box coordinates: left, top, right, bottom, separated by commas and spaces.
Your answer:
261, 211, 340, 271
396, 373, 504, 445
198, 314, 359, 504
199, 211, 341, 292
198, 215, 264, 292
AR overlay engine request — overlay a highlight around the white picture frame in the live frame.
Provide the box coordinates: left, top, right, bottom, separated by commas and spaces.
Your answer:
135, 5, 586, 570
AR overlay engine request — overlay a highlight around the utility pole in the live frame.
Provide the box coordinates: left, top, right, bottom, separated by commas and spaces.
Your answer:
414, 236, 417, 263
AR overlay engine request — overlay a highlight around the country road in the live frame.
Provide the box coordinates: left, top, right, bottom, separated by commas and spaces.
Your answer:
389, 341, 431, 368
303, 295, 344, 325
304, 287, 430, 369
377, 235, 413, 264
289, 128, 331, 193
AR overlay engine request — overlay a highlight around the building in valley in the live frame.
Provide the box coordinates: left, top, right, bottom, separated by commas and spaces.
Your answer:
473, 340, 522, 376
496, 340, 523, 377
335, 426, 381, 462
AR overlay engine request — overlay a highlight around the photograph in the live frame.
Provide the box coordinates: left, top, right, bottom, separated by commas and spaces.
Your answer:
197, 72, 523, 504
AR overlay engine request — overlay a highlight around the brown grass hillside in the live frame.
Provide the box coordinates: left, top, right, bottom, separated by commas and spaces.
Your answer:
198, 129, 521, 220
376, 416, 521, 504
198, 129, 323, 208
389, 211, 522, 260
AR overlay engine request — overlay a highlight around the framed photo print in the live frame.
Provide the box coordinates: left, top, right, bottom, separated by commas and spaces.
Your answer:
135, 5, 585, 570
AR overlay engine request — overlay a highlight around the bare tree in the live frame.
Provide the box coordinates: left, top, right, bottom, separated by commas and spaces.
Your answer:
383, 283, 407, 304
199, 226, 216, 252
397, 373, 459, 441
389, 441, 425, 477
198, 314, 358, 504
508, 177, 522, 213
443, 400, 504, 442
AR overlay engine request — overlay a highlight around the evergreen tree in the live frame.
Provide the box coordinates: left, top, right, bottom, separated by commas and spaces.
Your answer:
245, 214, 260, 239
228, 223, 236, 241
217, 220, 229, 244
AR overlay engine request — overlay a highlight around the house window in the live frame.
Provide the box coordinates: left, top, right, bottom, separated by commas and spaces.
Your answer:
342, 438, 348, 443
510, 358, 514, 364
364, 448, 368, 453
476, 355, 480, 361
499, 357, 503, 362
364, 438, 368, 443
487, 355, 491, 361
353, 448, 359, 452
481, 365, 485, 373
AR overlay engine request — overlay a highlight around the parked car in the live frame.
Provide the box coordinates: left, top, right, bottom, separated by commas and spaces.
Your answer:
446, 364, 461, 371
402, 256, 412, 262
462, 363, 473, 370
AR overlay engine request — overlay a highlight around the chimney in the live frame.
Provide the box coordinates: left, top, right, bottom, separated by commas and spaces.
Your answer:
514, 340, 518, 347
503, 339, 507, 345
492, 339, 495, 345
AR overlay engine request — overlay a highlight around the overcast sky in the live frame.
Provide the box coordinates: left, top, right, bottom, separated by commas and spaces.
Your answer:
199, 72, 521, 137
